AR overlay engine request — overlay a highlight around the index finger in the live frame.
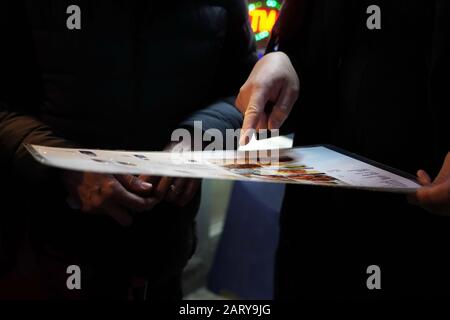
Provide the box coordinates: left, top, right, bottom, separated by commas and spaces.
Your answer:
109, 181, 157, 212
240, 90, 269, 145
115, 175, 152, 194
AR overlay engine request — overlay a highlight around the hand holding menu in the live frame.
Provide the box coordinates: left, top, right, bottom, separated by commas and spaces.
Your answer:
25, 142, 420, 194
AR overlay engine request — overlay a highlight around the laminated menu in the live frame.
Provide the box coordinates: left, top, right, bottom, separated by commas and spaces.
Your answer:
26, 142, 420, 194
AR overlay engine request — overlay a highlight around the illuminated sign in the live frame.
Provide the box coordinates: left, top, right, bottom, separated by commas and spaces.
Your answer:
248, 0, 282, 42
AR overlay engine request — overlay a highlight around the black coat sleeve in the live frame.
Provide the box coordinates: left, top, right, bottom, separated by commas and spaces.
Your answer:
178, 0, 257, 146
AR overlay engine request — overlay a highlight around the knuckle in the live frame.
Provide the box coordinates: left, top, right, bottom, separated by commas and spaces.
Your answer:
91, 196, 105, 209
245, 104, 260, 115
103, 180, 117, 196
250, 81, 266, 92
290, 85, 300, 96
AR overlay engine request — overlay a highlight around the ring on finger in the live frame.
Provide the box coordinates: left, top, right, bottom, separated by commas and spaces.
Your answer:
170, 184, 182, 196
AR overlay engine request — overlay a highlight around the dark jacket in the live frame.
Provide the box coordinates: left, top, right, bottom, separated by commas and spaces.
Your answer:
272, 0, 449, 298
0, 0, 256, 282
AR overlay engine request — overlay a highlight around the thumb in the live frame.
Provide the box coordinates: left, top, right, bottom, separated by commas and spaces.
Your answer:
116, 175, 152, 193
408, 170, 432, 206
417, 169, 432, 186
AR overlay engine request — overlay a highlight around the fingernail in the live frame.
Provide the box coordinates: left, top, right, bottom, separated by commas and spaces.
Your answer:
239, 135, 246, 146
141, 182, 152, 189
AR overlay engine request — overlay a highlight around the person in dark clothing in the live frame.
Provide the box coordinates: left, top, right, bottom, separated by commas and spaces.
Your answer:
237, 0, 449, 298
0, 1, 256, 299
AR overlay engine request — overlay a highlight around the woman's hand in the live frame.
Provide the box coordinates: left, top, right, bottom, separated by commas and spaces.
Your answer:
408, 152, 450, 215
236, 51, 300, 145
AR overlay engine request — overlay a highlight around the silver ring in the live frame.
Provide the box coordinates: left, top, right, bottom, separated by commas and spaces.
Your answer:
170, 184, 182, 195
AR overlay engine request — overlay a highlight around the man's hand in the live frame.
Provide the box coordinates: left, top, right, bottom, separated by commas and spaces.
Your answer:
140, 175, 200, 207
61, 171, 156, 226
408, 152, 450, 215
236, 51, 300, 145
138, 141, 201, 207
